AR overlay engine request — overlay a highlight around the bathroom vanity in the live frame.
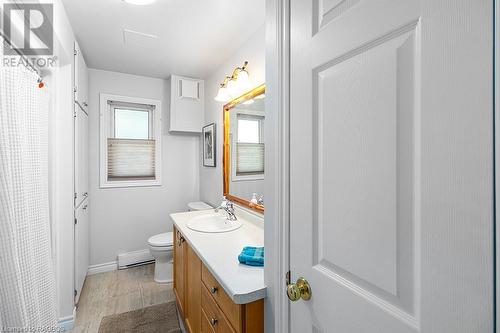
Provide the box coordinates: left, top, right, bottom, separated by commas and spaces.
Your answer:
171, 209, 265, 333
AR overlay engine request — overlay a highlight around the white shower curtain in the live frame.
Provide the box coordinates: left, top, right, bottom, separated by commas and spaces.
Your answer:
0, 65, 58, 328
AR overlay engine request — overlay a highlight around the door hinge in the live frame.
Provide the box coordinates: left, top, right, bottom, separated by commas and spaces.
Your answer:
74, 289, 77, 297
286, 270, 291, 286
74, 218, 77, 225
74, 86, 77, 93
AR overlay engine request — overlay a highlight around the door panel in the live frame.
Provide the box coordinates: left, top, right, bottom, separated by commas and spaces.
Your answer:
185, 244, 202, 333
74, 197, 89, 303
314, 26, 417, 310
290, 0, 493, 332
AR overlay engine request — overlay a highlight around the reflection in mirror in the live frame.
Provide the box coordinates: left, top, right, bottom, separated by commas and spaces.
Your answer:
223, 85, 265, 212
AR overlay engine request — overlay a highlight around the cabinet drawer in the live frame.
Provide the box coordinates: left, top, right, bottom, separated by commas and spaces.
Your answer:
201, 285, 235, 333
202, 308, 216, 333
201, 264, 242, 331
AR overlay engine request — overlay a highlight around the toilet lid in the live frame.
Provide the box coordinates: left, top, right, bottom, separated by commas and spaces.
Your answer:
148, 232, 174, 247
188, 201, 213, 211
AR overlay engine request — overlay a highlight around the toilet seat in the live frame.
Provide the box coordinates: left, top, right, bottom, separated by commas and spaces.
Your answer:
148, 232, 174, 247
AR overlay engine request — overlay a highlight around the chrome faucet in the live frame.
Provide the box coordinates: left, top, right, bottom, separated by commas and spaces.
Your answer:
215, 197, 237, 221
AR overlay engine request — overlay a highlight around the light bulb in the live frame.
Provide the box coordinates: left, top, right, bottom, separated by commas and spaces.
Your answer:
226, 79, 239, 97
237, 70, 250, 90
214, 87, 229, 102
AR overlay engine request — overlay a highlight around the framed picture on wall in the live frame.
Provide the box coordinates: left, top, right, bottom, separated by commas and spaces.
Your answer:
202, 123, 216, 167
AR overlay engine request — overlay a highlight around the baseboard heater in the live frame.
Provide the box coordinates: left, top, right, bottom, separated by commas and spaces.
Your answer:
117, 249, 154, 269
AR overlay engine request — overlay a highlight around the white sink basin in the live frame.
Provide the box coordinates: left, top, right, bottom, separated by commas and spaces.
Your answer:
187, 213, 243, 233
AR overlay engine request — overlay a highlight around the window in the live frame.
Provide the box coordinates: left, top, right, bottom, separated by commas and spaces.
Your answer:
233, 113, 265, 180
100, 94, 162, 188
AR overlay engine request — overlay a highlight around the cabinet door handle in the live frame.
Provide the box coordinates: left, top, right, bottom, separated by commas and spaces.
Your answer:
177, 234, 185, 246
210, 318, 218, 326
210, 286, 218, 294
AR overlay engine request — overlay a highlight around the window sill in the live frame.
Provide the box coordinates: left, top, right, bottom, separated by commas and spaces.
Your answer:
100, 179, 162, 189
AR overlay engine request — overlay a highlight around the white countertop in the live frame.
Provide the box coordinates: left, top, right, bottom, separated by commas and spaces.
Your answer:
170, 208, 266, 305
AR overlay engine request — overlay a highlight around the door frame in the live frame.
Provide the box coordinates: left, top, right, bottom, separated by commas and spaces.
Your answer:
264, 0, 291, 332
495, 0, 499, 331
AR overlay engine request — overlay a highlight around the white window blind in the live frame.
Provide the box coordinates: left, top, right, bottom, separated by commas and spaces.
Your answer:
236, 142, 265, 175
107, 138, 155, 179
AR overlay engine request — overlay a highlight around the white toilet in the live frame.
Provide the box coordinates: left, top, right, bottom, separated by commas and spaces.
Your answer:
148, 201, 212, 283
187, 201, 213, 211
148, 232, 174, 283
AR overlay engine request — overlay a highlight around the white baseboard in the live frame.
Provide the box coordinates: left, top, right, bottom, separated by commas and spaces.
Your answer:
117, 249, 154, 269
58, 307, 76, 331
87, 261, 117, 276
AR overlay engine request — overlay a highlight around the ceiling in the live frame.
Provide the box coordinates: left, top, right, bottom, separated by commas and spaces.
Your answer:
61, 0, 265, 79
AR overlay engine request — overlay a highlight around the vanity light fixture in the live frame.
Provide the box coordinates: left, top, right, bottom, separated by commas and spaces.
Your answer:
123, 0, 156, 5
214, 61, 250, 102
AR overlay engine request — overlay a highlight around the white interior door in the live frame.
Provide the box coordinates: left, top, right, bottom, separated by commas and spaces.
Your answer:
74, 198, 90, 304
289, 1, 493, 332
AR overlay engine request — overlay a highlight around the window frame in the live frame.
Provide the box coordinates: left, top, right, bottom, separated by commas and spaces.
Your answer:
99, 93, 162, 188
230, 109, 265, 182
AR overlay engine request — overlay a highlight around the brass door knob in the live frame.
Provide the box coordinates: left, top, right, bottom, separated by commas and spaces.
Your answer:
287, 277, 311, 301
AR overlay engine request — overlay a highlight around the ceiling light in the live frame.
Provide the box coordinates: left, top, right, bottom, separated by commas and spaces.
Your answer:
214, 61, 251, 101
123, 0, 156, 5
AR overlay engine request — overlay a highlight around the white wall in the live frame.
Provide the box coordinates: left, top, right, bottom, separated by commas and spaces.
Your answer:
88, 69, 199, 265
200, 25, 266, 206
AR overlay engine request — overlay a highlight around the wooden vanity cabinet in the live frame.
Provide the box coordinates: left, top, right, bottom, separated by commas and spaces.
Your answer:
173, 227, 264, 333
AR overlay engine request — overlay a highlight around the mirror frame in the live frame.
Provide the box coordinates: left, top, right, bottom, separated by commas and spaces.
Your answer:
223, 84, 266, 213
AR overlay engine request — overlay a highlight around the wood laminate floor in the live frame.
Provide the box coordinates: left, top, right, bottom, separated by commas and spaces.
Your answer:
70, 264, 175, 333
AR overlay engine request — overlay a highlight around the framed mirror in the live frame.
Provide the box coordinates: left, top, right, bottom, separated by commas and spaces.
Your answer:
223, 84, 265, 213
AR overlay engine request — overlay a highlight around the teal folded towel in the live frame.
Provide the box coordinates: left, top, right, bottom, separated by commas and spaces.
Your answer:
238, 246, 264, 266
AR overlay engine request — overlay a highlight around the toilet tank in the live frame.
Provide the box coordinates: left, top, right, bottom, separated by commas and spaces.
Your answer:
187, 201, 213, 211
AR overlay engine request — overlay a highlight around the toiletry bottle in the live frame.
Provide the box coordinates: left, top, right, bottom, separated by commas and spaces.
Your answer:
250, 193, 258, 204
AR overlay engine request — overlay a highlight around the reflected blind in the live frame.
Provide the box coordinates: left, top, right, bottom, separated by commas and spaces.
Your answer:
236, 143, 265, 175
107, 138, 155, 179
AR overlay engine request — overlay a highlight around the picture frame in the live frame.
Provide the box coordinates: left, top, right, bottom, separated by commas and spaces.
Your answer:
202, 123, 216, 167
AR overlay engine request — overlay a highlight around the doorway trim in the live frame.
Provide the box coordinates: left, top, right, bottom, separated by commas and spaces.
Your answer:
495, 0, 499, 331
264, 0, 291, 332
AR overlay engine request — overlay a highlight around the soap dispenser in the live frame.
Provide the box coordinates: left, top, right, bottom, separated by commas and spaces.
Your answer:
250, 193, 258, 205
